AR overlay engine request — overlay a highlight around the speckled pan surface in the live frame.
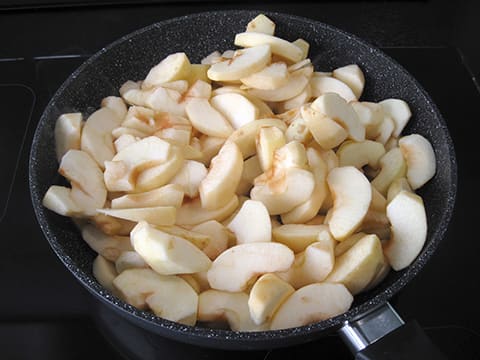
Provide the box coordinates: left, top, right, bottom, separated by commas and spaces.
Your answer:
29, 10, 456, 350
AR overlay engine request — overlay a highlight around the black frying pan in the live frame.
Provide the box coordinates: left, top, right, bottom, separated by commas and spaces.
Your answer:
29, 10, 456, 358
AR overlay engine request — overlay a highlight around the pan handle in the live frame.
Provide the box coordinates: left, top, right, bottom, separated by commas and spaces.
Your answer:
338, 302, 448, 359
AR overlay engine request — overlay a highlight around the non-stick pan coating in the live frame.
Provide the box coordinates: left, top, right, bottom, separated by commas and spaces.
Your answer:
29, 10, 456, 350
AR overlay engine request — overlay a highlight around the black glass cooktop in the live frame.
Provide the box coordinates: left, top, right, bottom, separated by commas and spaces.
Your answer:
0, 2, 479, 359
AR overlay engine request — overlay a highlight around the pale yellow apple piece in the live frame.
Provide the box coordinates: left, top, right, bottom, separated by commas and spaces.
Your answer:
325, 234, 384, 295
90, 214, 135, 236
115, 251, 148, 273
207, 242, 294, 292
54, 112, 82, 162
285, 116, 312, 144
384, 191, 427, 270
277, 232, 336, 288
375, 116, 395, 145
248, 75, 309, 102
281, 83, 312, 111
211, 93, 258, 129
272, 141, 308, 169
270, 283, 353, 330
337, 140, 386, 169
351, 101, 384, 138
176, 195, 239, 226
240, 62, 288, 90
310, 76, 357, 102
93, 255, 118, 294
207, 44, 271, 81
111, 136, 171, 171
97, 206, 176, 227
170, 160, 207, 198
398, 134, 436, 190
119, 80, 143, 105
144, 87, 186, 116
59, 150, 107, 216
185, 98, 234, 138
101, 96, 127, 119
191, 220, 229, 260
379, 99, 411, 137
81, 224, 133, 262
327, 166, 372, 241
198, 290, 267, 331
234, 32, 304, 63
142, 52, 191, 89
256, 126, 286, 171
246, 14, 275, 35
196, 135, 225, 166
248, 274, 294, 325
185, 65, 211, 85
201, 51, 222, 65
370, 185, 388, 212
251, 167, 315, 215
387, 177, 412, 203
228, 200, 272, 244
131, 221, 211, 275
333, 64, 365, 99
228, 118, 287, 158
199, 141, 243, 210
292, 39, 309, 59
272, 224, 327, 253
211, 86, 274, 118
155, 225, 211, 251
81, 107, 123, 169
42, 185, 82, 217
111, 184, 184, 209
334, 232, 367, 257
114, 134, 138, 153
371, 147, 407, 195
112, 126, 148, 139
158, 80, 189, 93
301, 105, 348, 150
236, 155, 263, 195
311, 93, 365, 141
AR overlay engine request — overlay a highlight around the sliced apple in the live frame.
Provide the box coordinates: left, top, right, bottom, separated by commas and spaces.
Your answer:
170, 160, 207, 198
256, 126, 286, 172
281, 83, 312, 111
90, 213, 135, 236
371, 147, 407, 195
227, 200, 271, 244
375, 116, 395, 145
207, 44, 271, 81
115, 251, 148, 273
306, 215, 326, 225
59, 150, 107, 215
333, 64, 365, 99
248, 74, 309, 102
337, 140, 386, 169
183, 79, 212, 99
144, 275, 198, 326
144, 86, 186, 116
311, 93, 365, 141
334, 232, 366, 257
207, 242, 294, 292
199, 140, 243, 210
270, 283, 353, 330
176, 195, 239, 226
210, 93, 258, 129
246, 14, 275, 35
325, 234, 384, 295
234, 32, 303, 63
81, 107, 122, 169
114, 134, 138, 153
387, 177, 412, 203
327, 166, 372, 241
398, 134, 436, 189
42, 185, 82, 217
131, 221, 211, 275
277, 233, 336, 288
97, 206, 176, 226
119, 80, 143, 105
379, 99, 411, 137
272, 224, 328, 253
351, 101, 384, 138
54, 112, 82, 162
111, 184, 184, 209
101, 96, 127, 119
236, 155, 263, 195
191, 220, 229, 260
240, 62, 288, 90
248, 274, 294, 325
301, 105, 347, 150
155, 225, 211, 251
112, 126, 148, 139
228, 118, 287, 158
384, 190, 427, 270
310, 76, 357, 103
185, 98, 234, 138
142, 52, 191, 89
198, 290, 267, 331
93, 255, 118, 293
251, 167, 315, 215
292, 38, 309, 59
80, 224, 133, 261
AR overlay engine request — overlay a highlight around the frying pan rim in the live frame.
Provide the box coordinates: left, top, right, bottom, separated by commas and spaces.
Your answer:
29, 9, 457, 346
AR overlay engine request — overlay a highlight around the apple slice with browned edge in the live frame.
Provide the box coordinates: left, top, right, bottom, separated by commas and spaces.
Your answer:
111, 184, 184, 209
207, 242, 294, 292
80, 224, 133, 262
191, 220, 230, 260
384, 190, 427, 270
302, 105, 347, 150
327, 166, 372, 241
246, 14, 276, 35
270, 283, 353, 330
98, 206, 176, 227
256, 126, 286, 172
131, 221, 212, 275
248, 274, 294, 325
228, 200, 272, 244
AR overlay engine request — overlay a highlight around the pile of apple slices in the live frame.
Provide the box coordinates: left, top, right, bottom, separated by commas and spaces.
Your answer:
43, 14, 436, 331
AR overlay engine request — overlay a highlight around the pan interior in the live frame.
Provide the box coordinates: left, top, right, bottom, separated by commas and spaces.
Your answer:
29, 10, 456, 349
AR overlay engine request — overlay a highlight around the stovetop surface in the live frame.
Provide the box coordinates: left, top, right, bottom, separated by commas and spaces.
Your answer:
0, 2, 479, 359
